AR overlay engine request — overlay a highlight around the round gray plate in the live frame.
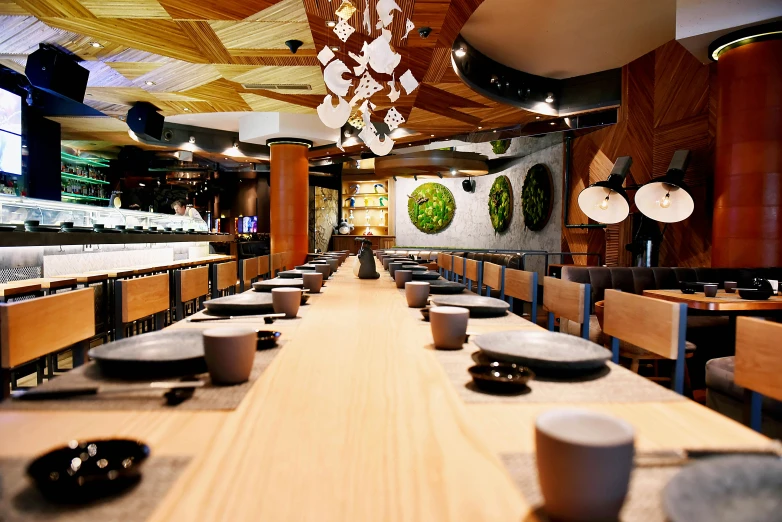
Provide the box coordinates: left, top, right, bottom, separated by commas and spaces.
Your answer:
253, 278, 304, 292
88, 330, 205, 378
663, 456, 782, 522
407, 266, 428, 272
412, 271, 442, 281
428, 280, 466, 294
473, 330, 610, 370
430, 295, 510, 317
279, 270, 311, 278
295, 265, 318, 271
204, 291, 274, 315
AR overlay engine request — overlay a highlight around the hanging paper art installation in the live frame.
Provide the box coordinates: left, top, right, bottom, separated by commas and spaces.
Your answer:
316, 0, 419, 156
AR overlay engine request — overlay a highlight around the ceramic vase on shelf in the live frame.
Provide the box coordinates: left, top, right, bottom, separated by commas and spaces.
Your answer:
364, 196, 369, 206
349, 184, 360, 195
345, 196, 355, 208
374, 183, 384, 193
379, 196, 388, 207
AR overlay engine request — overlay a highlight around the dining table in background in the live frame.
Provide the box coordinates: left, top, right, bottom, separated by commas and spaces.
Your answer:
0, 258, 771, 521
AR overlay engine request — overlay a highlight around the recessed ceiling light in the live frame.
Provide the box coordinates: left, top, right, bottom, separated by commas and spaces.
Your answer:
144, 81, 155, 86
183, 107, 190, 111
454, 47, 466, 58
450, 168, 457, 175
430, 134, 435, 137
326, 20, 337, 27
550, 122, 556, 126
330, 45, 340, 51
90, 42, 103, 48
545, 92, 554, 103
138, 182, 146, 187
477, 126, 482, 129
535, 116, 541, 120
493, 130, 497, 133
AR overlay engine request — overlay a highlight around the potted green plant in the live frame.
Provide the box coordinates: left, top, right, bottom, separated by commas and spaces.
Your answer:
521, 164, 553, 231
490, 139, 511, 155
488, 175, 513, 233
407, 183, 456, 233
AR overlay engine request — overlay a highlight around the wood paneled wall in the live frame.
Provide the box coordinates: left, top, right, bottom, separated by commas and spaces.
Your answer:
562, 40, 716, 268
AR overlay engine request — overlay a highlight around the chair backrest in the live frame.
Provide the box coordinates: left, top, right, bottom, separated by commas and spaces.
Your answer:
179, 266, 209, 303
118, 273, 170, 323
271, 253, 284, 274
735, 317, 782, 430
0, 288, 95, 369
464, 258, 481, 291
603, 289, 687, 393
241, 257, 259, 290
505, 268, 536, 302
452, 255, 466, 278
543, 276, 589, 324
483, 261, 504, 293
438, 253, 452, 273
258, 255, 270, 278
215, 261, 237, 292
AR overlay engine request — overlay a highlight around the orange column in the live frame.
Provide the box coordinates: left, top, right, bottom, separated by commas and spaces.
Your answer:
269, 141, 310, 266
713, 38, 782, 267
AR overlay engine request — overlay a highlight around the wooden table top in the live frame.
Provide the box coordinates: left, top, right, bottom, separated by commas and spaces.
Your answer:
0, 261, 769, 521
643, 289, 782, 311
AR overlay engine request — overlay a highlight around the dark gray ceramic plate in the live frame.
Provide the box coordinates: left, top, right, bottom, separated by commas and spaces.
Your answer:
204, 291, 274, 315
428, 280, 466, 294
407, 266, 428, 272
412, 271, 442, 281
663, 456, 782, 522
278, 270, 310, 278
430, 295, 510, 317
88, 330, 205, 378
473, 330, 610, 371
252, 278, 304, 292
295, 265, 318, 271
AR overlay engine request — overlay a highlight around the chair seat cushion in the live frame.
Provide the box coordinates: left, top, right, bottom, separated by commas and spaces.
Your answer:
706, 357, 782, 416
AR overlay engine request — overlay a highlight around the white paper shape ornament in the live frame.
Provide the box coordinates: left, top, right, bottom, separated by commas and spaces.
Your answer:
317, 46, 335, 66
333, 18, 355, 42
384, 107, 405, 131
317, 95, 351, 129
387, 77, 400, 102
399, 69, 419, 95
362, 3, 372, 34
349, 42, 369, 76
376, 0, 401, 28
349, 71, 383, 106
324, 59, 352, 97
367, 33, 401, 75
401, 19, 415, 40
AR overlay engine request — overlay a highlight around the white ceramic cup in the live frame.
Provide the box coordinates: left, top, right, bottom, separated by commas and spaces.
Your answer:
202, 328, 257, 385
405, 281, 430, 308
303, 272, 323, 294
395, 269, 413, 289
535, 409, 635, 522
429, 306, 469, 350
272, 287, 301, 318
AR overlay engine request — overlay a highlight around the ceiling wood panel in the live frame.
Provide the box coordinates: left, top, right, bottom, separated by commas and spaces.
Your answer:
157, 0, 280, 21
0, 0, 28, 15
15, 0, 94, 18
210, 20, 314, 50
246, 0, 308, 22
176, 20, 233, 63
181, 78, 252, 111
239, 92, 315, 113
79, 0, 171, 18
106, 61, 166, 79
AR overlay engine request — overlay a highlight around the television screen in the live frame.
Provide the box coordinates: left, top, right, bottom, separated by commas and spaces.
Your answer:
0, 130, 22, 175
248, 216, 257, 233
0, 89, 22, 135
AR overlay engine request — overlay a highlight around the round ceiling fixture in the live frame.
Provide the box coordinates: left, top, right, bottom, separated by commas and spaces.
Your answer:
708, 21, 782, 61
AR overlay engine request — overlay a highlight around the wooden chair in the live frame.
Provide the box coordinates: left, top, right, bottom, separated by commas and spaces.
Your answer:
174, 266, 209, 321
271, 253, 285, 276
543, 276, 590, 339
114, 273, 169, 340
603, 289, 688, 394
258, 255, 271, 280
481, 261, 505, 298
464, 258, 482, 293
211, 261, 237, 298
437, 253, 453, 280
0, 288, 95, 398
735, 317, 782, 432
505, 268, 539, 324
452, 255, 466, 284
239, 257, 260, 292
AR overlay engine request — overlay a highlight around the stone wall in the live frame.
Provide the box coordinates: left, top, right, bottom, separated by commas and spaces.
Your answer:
314, 187, 338, 252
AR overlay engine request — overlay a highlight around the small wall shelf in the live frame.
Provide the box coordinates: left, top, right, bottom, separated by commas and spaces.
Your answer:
61, 192, 110, 202
61, 172, 110, 185
343, 205, 388, 210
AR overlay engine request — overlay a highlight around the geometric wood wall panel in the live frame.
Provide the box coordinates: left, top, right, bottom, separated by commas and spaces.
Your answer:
239, 92, 315, 113
79, 0, 171, 18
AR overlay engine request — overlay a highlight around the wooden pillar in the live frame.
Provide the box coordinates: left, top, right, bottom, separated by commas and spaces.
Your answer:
713, 38, 782, 267
269, 139, 311, 266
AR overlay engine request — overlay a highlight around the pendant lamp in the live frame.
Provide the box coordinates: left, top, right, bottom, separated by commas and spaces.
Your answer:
635, 150, 694, 223
577, 156, 632, 224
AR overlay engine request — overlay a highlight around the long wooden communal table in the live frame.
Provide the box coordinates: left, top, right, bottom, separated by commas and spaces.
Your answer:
0, 259, 770, 521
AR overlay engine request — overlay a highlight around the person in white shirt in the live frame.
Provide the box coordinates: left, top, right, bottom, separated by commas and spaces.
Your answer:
171, 199, 203, 221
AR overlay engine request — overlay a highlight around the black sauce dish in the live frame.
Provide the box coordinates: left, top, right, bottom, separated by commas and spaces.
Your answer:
468, 364, 534, 394
256, 330, 281, 350
27, 439, 150, 503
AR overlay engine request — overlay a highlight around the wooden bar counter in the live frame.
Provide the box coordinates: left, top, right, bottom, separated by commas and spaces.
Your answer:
0, 258, 768, 521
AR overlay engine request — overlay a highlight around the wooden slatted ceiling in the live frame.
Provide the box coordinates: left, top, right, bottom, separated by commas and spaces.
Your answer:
156, 0, 282, 21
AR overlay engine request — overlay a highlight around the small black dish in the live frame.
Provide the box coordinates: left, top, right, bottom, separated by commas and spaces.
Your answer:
92, 224, 105, 231
148, 227, 158, 232
115, 225, 126, 231
24, 220, 39, 227
738, 288, 773, 300
60, 221, 74, 229
256, 330, 281, 350
468, 364, 534, 393
27, 439, 150, 503
133, 226, 144, 231
471, 350, 519, 368
680, 281, 716, 294
187, 228, 195, 233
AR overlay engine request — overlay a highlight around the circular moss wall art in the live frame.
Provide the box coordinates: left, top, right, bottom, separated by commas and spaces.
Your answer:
522, 164, 553, 231
488, 175, 513, 233
407, 183, 456, 234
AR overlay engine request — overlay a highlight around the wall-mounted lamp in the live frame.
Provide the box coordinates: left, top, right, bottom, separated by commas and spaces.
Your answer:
577, 156, 632, 224
450, 168, 457, 175
545, 92, 554, 103
189, 136, 196, 144
635, 150, 693, 223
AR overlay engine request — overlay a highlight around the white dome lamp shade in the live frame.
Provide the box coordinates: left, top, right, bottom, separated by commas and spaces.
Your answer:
635, 150, 694, 223
577, 156, 632, 224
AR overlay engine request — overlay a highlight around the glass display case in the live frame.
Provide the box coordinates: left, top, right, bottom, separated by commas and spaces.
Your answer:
0, 195, 208, 231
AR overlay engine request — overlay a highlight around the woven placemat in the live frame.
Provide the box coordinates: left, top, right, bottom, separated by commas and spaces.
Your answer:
0, 456, 191, 522
2, 345, 282, 411
431, 342, 684, 403
501, 453, 678, 522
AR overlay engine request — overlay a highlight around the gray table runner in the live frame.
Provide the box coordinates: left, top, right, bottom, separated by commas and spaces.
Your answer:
0, 456, 191, 522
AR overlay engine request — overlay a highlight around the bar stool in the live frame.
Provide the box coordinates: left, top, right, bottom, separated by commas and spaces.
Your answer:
505, 268, 539, 324
239, 257, 259, 292
543, 276, 591, 339
114, 273, 170, 340
603, 289, 688, 395
0, 288, 95, 399
211, 261, 237, 298
174, 266, 209, 321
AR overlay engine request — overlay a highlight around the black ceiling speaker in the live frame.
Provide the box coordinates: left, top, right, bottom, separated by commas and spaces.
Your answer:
462, 178, 475, 193
127, 102, 164, 141
285, 40, 303, 54
418, 27, 431, 39
25, 46, 89, 103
